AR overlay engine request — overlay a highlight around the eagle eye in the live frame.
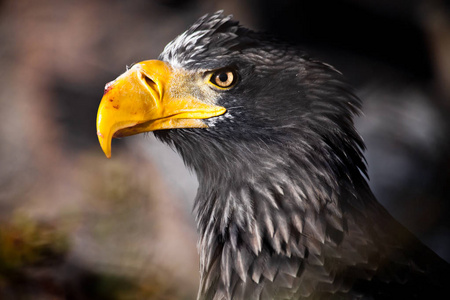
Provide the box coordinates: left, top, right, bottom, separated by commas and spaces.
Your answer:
209, 68, 237, 89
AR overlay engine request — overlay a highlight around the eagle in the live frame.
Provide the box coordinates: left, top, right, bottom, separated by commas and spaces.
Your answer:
96, 11, 450, 300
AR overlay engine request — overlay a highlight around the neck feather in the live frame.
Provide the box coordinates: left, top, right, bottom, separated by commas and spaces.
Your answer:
190, 138, 369, 299
154, 125, 373, 299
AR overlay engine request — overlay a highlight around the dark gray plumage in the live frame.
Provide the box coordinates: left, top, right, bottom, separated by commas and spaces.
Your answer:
153, 11, 450, 299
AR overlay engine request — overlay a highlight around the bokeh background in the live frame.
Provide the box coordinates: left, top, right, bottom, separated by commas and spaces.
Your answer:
0, 0, 449, 299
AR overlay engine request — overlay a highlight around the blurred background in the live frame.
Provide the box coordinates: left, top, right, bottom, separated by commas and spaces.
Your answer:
0, 0, 449, 299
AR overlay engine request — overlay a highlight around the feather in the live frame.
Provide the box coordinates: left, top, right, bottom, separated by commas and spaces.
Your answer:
234, 247, 252, 283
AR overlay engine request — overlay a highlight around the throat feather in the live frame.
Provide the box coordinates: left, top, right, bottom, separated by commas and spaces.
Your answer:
194, 168, 346, 298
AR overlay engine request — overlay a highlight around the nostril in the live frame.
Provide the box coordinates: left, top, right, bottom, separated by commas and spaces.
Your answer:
140, 72, 157, 91
144, 75, 156, 89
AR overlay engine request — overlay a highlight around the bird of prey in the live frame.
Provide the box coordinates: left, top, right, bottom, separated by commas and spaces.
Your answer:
96, 11, 450, 300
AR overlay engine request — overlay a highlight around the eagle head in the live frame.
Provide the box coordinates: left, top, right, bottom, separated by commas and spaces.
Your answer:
97, 11, 365, 183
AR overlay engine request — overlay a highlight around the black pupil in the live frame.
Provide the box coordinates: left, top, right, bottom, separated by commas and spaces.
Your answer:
218, 72, 228, 83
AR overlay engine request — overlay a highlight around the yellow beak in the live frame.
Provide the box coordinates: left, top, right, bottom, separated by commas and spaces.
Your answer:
96, 60, 226, 158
